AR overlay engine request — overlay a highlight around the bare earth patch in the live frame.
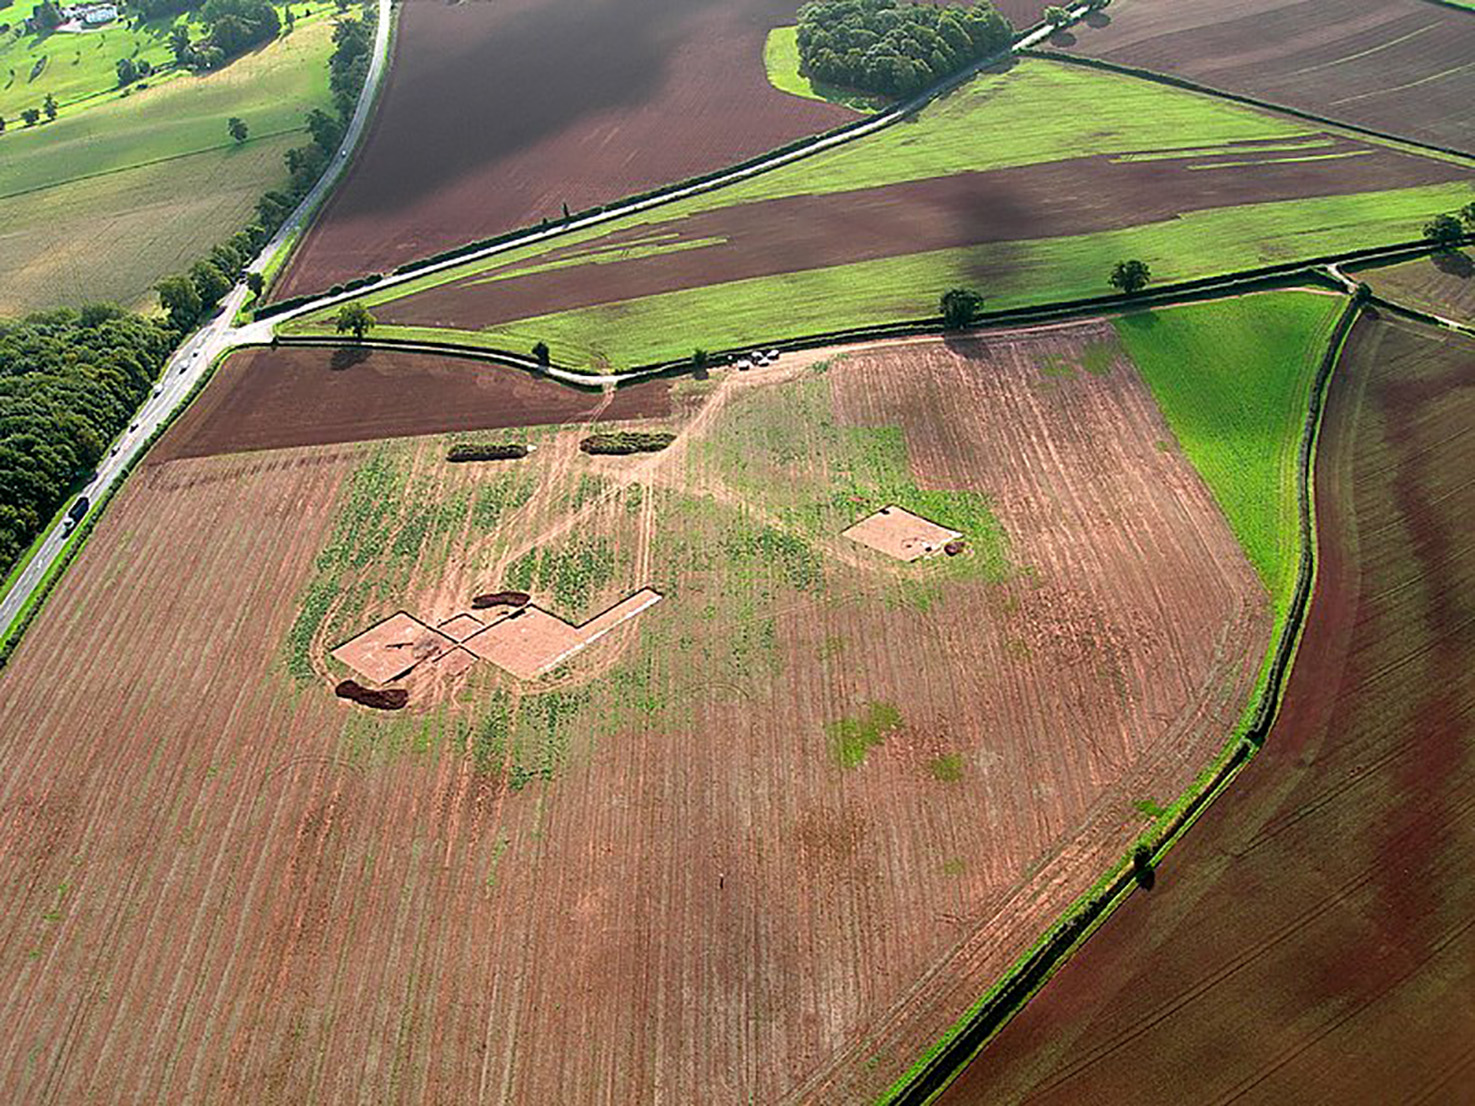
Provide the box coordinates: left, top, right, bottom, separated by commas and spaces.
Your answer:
331, 611, 453, 684
844, 504, 962, 561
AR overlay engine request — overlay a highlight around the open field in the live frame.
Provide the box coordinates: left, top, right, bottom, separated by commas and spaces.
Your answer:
1357, 249, 1475, 324
158, 345, 672, 459
937, 313, 1475, 1105
1059, 0, 1475, 153
0, 319, 1275, 1101
288, 60, 1473, 370
0, 18, 333, 314
273, 0, 856, 298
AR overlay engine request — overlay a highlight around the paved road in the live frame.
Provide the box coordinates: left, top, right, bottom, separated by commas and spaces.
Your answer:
0, 0, 394, 638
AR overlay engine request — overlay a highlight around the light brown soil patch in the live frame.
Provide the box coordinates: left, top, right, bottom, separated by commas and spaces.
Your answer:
331, 611, 451, 684
843, 505, 961, 561
462, 589, 661, 679
432, 647, 479, 679
435, 613, 484, 642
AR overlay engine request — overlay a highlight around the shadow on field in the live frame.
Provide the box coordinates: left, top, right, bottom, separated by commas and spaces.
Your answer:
1433, 249, 1474, 279
1083, 11, 1112, 29
330, 346, 373, 371
344, 0, 732, 217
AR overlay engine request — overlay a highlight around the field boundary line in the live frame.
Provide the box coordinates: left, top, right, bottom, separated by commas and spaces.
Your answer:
0, 125, 311, 203
253, 8, 1089, 319
872, 294, 1363, 1106
1021, 48, 1475, 162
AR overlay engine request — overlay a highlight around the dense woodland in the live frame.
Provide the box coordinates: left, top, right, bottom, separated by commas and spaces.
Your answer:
0, 309, 175, 574
796, 0, 1013, 98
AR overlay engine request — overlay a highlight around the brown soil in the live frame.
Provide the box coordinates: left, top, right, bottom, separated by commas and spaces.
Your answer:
274, 0, 856, 298
379, 136, 1465, 331
155, 346, 671, 460
939, 314, 1475, 1104
335, 680, 410, 710
331, 611, 451, 684
1063, 0, 1475, 152
0, 325, 1270, 1103
1360, 249, 1475, 324
843, 505, 961, 562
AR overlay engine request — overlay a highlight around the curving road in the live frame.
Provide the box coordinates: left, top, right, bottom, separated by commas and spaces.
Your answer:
0, 0, 394, 639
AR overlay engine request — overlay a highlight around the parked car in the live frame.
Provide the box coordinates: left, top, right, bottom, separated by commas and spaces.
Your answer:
63, 495, 90, 533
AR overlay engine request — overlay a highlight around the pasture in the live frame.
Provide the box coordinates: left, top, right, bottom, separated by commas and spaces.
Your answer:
286, 61, 1473, 370
941, 313, 1475, 1105
0, 17, 334, 313
1059, 0, 1475, 154
0, 318, 1278, 1101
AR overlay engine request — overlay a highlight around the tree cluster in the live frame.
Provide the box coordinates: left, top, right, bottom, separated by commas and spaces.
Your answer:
1425, 205, 1475, 250
0, 308, 175, 575
796, 0, 1012, 99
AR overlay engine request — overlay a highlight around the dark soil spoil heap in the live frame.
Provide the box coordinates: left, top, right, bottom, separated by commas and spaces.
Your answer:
471, 591, 532, 609
335, 680, 410, 710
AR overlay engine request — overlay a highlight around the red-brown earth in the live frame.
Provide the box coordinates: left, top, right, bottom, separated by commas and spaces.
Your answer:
376, 135, 1466, 332
157, 345, 671, 459
937, 312, 1475, 1105
1060, 0, 1475, 153
274, 0, 858, 298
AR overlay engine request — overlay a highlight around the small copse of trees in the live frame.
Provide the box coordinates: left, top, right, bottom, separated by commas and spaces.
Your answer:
940, 287, 984, 329
446, 442, 530, 462
580, 431, 677, 456
796, 0, 1012, 99
1425, 212, 1467, 251
1109, 258, 1151, 295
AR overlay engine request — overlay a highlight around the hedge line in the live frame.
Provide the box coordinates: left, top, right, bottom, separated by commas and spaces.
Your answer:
880, 295, 1363, 1105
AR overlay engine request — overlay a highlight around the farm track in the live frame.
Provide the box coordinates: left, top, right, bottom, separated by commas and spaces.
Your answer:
937, 312, 1475, 1105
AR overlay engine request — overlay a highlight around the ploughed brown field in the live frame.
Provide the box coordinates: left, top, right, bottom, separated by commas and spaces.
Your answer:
158, 346, 671, 460
1358, 250, 1475, 325
0, 326, 1270, 1102
274, 0, 856, 299
938, 313, 1475, 1105
375, 135, 1466, 332
1060, 0, 1475, 153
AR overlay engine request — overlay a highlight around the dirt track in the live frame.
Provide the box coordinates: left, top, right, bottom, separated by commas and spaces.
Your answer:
156, 346, 671, 459
938, 314, 1475, 1104
274, 0, 856, 298
1061, 0, 1475, 153
377, 136, 1467, 331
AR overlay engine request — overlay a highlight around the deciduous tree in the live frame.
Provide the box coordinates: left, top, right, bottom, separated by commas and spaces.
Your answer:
940, 287, 984, 329
334, 301, 376, 341
227, 115, 249, 143
156, 274, 202, 329
1109, 258, 1151, 294
1424, 213, 1465, 251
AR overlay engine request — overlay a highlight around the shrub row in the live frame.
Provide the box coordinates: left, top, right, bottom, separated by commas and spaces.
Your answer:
446, 442, 529, 462
579, 431, 676, 455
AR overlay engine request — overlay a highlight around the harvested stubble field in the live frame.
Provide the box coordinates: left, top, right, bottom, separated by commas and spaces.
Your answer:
0, 318, 1280, 1101
274, 0, 855, 298
156, 345, 672, 460
938, 313, 1475, 1105
1059, 0, 1475, 153
292, 61, 1473, 370
1358, 249, 1475, 324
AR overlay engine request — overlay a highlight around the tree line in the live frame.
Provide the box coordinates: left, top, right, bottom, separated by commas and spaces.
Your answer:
153, 9, 373, 330
795, 0, 1012, 99
0, 308, 175, 576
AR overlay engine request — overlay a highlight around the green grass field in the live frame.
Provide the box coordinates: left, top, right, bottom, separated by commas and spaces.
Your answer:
0, 17, 334, 313
290, 59, 1471, 368
1115, 290, 1341, 617
762, 26, 883, 112
0, 1, 322, 121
